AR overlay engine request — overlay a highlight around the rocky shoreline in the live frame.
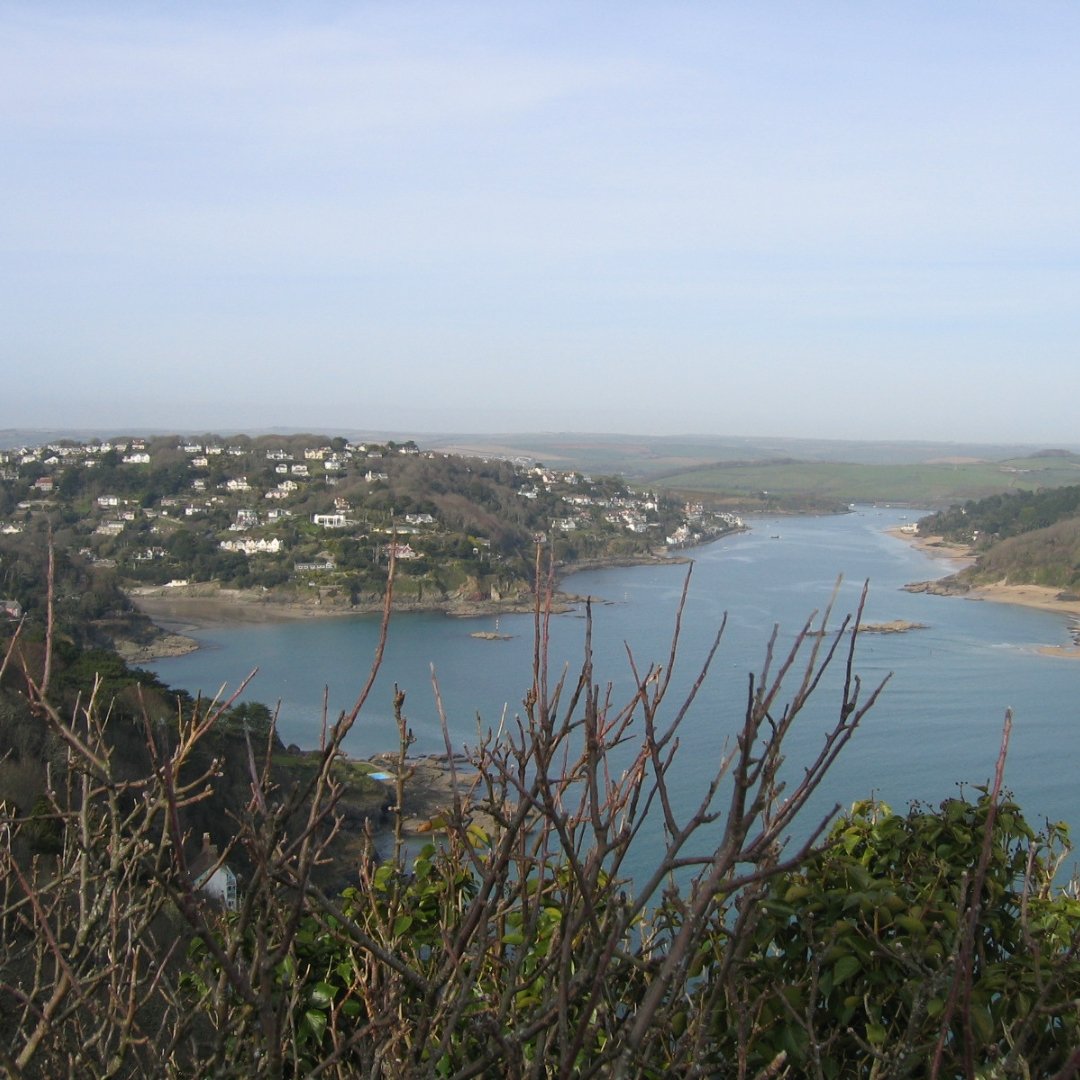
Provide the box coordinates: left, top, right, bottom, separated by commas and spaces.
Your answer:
123, 550, 687, 660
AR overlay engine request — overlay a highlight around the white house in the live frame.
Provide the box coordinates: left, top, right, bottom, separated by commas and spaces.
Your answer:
190, 833, 238, 912
220, 538, 282, 555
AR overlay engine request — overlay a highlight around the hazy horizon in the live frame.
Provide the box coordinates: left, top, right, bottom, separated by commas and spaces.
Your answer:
4, 3, 1078, 443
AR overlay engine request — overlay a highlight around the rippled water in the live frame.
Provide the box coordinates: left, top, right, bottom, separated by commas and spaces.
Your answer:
148, 507, 1080, 871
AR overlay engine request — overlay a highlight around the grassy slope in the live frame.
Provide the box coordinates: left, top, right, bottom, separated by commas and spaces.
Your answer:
958, 518, 1080, 591
647, 456, 1080, 507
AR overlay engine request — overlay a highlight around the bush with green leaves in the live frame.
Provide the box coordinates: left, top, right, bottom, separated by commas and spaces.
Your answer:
702, 793, 1080, 1076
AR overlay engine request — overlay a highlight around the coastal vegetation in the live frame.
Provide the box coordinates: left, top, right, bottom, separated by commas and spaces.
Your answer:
918, 483, 1080, 593
4, 540, 1080, 1076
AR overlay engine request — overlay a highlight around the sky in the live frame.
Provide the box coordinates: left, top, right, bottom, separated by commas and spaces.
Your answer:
2, 2, 1078, 443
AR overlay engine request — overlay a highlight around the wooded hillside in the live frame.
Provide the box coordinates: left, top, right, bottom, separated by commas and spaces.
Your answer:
919, 484, 1080, 592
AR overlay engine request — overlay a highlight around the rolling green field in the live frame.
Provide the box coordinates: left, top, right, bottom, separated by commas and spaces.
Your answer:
648, 455, 1080, 509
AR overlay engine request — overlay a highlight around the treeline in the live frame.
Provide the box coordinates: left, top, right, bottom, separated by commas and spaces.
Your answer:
963, 518, 1080, 592
919, 483, 1080, 547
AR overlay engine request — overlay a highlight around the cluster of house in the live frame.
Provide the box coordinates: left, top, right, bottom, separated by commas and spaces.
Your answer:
2, 435, 403, 542
219, 537, 284, 555
1, 438, 150, 469
1, 436, 418, 487
2, 436, 745, 590
520, 468, 669, 536
666, 504, 744, 547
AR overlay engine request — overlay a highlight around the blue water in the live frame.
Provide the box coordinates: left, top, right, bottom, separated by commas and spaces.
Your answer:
147, 507, 1080, 872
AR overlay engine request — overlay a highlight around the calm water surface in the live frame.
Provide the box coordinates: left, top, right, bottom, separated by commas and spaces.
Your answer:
148, 508, 1080, 870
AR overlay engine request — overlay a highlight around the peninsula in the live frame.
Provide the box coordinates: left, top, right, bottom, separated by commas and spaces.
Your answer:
895, 482, 1080, 657
0, 433, 744, 659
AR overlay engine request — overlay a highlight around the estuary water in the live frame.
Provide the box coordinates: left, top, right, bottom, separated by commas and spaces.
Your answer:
147, 507, 1080, 870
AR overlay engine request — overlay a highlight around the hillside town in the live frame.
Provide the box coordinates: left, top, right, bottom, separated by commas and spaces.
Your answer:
0, 434, 743, 617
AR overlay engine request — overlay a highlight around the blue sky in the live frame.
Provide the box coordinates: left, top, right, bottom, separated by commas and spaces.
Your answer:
3, 2, 1078, 442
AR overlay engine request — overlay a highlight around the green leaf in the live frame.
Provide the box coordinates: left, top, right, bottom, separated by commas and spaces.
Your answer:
832, 954, 861, 985
894, 913, 927, 937
866, 1022, 887, 1046
303, 1009, 327, 1042
841, 829, 863, 854
310, 981, 336, 1009
970, 1003, 994, 1044
393, 914, 414, 936
466, 822, 490, 847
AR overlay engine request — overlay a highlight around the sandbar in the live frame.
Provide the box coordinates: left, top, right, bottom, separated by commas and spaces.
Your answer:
129, 584, 565, 630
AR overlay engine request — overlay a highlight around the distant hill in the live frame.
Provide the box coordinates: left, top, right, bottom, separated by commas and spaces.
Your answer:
6, 427, 1079, 470
424, 433, 1080, 476
643, 453, 1080, 510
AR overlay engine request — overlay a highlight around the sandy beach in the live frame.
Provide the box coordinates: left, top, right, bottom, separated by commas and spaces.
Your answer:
889, 528, 1080, 659
960, 582, 1080, 619
886, 527, 977, 566
962, 583, 1080, 660
124, 587, 359, 659
125, 582, 575, 659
